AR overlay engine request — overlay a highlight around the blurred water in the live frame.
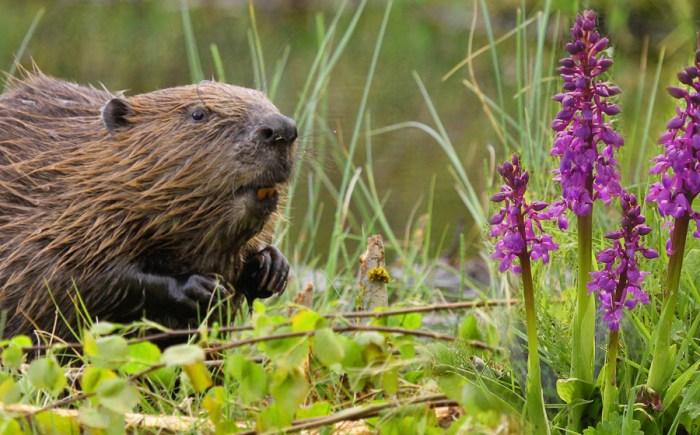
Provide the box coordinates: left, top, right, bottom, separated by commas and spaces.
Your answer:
0, 0, 695, 258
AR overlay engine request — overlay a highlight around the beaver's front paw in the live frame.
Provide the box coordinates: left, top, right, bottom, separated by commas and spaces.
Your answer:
159, 274, 231, 318
236, 245, 289, 302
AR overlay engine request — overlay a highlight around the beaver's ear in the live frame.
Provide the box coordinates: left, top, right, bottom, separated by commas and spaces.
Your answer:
102, 98, 132, 133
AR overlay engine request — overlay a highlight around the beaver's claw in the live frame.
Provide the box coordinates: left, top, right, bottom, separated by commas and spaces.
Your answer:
129, 269, 230, 321
158, 274, 231, 319
236, 245, 289, 303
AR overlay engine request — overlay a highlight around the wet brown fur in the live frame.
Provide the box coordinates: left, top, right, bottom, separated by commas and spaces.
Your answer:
0, 69, 294, 341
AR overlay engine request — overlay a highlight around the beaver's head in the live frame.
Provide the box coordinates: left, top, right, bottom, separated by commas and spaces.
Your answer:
97, 81, 297, 242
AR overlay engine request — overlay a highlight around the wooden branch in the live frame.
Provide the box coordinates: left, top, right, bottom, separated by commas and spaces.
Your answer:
2, 397, 461, 434
0, 402, 218, 432
244, 393, 459, 434
20, 299, 517, 355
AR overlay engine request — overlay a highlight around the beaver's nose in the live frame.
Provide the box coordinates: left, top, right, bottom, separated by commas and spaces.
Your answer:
257, 114, 297, 146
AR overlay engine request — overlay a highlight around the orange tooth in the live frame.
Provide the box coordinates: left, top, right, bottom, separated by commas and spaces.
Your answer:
256, 187, 276, 200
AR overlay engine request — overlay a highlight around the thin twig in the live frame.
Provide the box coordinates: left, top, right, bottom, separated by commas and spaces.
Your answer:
238, 393, 457, 435
336, 298, 517, 319
205, 324, 494, 354
2, 402, 216, 432
21, 299, 516, 354
33, 323, 484, 414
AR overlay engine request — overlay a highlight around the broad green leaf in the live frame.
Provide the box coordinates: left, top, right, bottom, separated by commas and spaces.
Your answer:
33, 411, 79, 435
355, 331, 385, 349
458, 314, 483, 341
123, 341, 175, 386
438, 374, 466, 404
89, 322, 117, 336
291, 310, 324, 331
28, 356, 66, 396
9, 336, 31, 347
1, 344, 24, 371
161, 344, 205, 366
312, 327, 344, 369
355, 331, 387, 364
96, 378, 140, 414
78, 406, 110, 429
258, 331, 309, 368
0, 417, 22, 435
203, 386, 225, 426
0, 378, 21, 404
183, 362, 213, 393
665, 360, 700, 408
82, 332, 98, 356
227, 354, 268, 402
121, 341, 161, 375
253, 311, 291, 336
361, 342, 386, 364
387, 313, 422, 330
78, 406, 130, 435
401, 313, 422, 329
394, 335, 415, 359
81, 367, 117, 394
341, 337, 365, 369
404, 370, 423, 384
582, 412, 643, 434
381, 366, 399, 396
270, 367, 309, 412
438, 373, 509, 416
556, 378, 594, 404
378, 407, 439, 435
86, 336, 129, 369
295, 401, 331, 419
256, 403, 293, 432
252, 299, 266, 314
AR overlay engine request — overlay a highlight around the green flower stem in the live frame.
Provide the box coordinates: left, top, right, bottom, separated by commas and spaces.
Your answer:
519, 251, 550, 434
602, 267, 627, 421
603, 329, 620, 420
569, 212, 595, 431
647, 215, 690, 393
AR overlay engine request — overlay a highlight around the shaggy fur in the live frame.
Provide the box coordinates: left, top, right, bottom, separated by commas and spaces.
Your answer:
0, 70, 296, 342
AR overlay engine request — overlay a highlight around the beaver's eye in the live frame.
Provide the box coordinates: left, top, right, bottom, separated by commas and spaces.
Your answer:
190, 108, 207, 122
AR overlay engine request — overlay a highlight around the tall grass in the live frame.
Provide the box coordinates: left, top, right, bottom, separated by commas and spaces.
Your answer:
433, 3, 700, 434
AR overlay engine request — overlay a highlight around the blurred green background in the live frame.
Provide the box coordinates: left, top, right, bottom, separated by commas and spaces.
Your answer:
1, 0, 698, 255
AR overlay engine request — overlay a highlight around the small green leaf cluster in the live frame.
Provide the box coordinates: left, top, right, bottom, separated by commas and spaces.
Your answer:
0, 303, 463, 433
239, 301, 428, 431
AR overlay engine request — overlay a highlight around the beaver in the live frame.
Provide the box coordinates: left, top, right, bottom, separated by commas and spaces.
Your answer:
0, 70, 297, 342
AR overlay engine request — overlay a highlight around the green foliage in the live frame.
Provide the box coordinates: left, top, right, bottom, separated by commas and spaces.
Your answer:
27, 356, 66, 396
313, 327, 345, 369
583, 412, 643, 435
34, 411, 80, 435
96, 378, 140, 414
0, 377, 21, 405
1, 336, 30, 370
83, 333, 129, 369
227, 354, 268, 402
1, 0, 699, 433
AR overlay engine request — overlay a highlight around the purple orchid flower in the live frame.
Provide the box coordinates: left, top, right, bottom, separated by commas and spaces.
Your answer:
551, 10, 624, 216
647, 43, 700, 251
587, 192, 658, 331
490, 154, 566, 274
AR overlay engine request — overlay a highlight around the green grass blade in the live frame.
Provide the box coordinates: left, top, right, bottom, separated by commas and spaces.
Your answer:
209, 43, 226, 82
180, 0, 204, 83
247, 1, 267, 93
325, 0, 392, 277
5, 7, 44, 87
